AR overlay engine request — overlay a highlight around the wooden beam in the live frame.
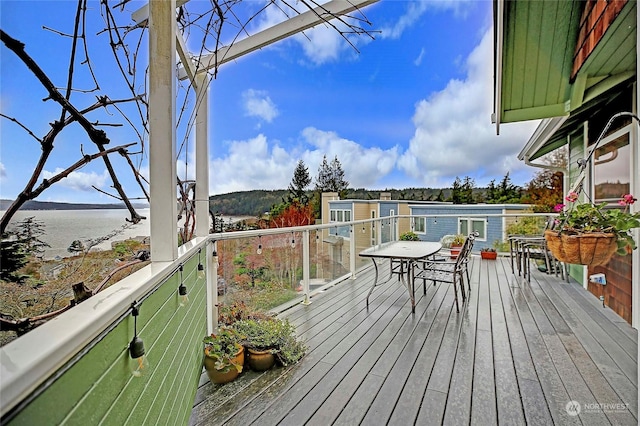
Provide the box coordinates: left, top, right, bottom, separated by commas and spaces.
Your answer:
181, 0, 379, 80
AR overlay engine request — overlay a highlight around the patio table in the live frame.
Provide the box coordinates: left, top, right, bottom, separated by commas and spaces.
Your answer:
359, 241, 442, 313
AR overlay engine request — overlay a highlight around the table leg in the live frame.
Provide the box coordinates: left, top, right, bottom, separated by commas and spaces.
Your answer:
396, 260, 415, 314
366, 258, 380, 309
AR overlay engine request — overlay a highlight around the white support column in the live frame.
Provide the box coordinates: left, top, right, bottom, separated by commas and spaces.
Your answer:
302, 230, 311, 305
149, 0, 178, 261
195, 73, 210, 237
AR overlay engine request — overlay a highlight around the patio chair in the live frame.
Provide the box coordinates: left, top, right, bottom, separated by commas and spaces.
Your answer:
508, 216, 556, 277
521, 237, 565, 282
415, 231, 478, 312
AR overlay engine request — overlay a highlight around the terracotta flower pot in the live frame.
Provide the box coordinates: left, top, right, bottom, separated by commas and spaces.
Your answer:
450, 244, 462, 258
481, 251, 497, 260
247, 348, 276, 371
203, 344, 244, 384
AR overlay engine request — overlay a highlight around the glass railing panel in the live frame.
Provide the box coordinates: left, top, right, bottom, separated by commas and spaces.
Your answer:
215, 234, 301, 317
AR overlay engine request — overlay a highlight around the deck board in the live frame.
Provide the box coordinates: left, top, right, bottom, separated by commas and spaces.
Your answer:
190, 256, 638, 426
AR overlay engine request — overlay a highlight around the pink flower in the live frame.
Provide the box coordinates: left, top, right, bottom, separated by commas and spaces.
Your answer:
553, 203, 565, 212
565, 192, 579, 203
621, 194, 636, 205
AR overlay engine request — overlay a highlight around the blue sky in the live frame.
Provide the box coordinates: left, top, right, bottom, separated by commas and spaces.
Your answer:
1, 0, 540, 204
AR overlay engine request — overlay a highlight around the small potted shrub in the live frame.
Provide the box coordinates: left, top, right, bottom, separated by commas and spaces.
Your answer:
234, 318, 306, 371
399, 231, 420, 241
449, 234, 465, 258
480, 247, 498, 260
202, 326, 244, 384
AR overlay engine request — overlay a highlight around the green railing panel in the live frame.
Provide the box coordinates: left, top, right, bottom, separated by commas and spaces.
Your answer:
7, 255, 207, 426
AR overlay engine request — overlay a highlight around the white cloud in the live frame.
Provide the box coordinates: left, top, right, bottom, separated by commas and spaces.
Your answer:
42, 168, 109, 192
397, 28, 539, 187
414, 47, 426, 66
379, 0, 471, 40
252, 1, 365, 66
209, 129, 400, 194
0, 162, 6, 180
210, 134, 294, 194
300, 127, 399, 188
242, 89, 279, 123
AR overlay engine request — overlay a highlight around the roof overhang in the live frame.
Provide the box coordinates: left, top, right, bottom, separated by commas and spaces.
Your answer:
494, 0, 636, 137
518, 77, 634, 161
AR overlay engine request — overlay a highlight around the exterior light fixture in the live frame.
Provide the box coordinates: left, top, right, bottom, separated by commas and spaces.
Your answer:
257, 236, 263, 255
129, 302, 150, 377
291, 232, 296, 249
178, 264, 188, 307
197, 248, 205, 280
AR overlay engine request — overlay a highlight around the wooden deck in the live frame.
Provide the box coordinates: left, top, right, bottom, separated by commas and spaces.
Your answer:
190, 256, 638, 425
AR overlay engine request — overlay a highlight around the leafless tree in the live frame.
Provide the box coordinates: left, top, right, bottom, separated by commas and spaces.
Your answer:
0, 0, 375, 334
1, 0, 375, 237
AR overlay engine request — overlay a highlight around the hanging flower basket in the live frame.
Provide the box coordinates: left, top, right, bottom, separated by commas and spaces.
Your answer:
544, 230, 618, 266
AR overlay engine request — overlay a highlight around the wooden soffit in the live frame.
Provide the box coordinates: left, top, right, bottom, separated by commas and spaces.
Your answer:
494, 0, 636, 128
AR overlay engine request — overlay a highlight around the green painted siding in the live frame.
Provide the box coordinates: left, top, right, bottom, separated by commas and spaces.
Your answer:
567, 129, 586, 284
8, 255, 207, 425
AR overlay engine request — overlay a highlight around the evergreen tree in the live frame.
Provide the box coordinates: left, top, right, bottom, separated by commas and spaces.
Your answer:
461, 176, 476, 203
450, 177, 463, 204
314, 155, 333, 191
0, 235, 28, 282
14, 216, 50, 259
329, 156, 349, 197
0, 217, 49, 282
485, 172, 522, 204
314, 155, 349, 197
287, 160, 311, 204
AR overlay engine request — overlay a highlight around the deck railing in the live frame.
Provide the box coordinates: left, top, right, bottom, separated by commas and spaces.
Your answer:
0, 213, 554, 424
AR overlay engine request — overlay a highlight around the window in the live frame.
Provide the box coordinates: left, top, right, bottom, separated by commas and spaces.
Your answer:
329, 209, 351, 223
329, 208, 352, 239
413, 217, 426, 234
593, 129, 630, 205
458, 218, 486, 241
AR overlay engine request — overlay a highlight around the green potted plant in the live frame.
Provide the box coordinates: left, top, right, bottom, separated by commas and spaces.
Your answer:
202, 326, 244, 384
234, 318, 306, 371
480, 247, 497, 260
399, 231, 420, 241
546, 192, 640, 265
449, 234, 465, 258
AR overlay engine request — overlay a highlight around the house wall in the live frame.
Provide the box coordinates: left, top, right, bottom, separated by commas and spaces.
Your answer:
379, 202, 398, 243
409, 205, 518, 251
6, 256, 206, 425
566, 115, 636, 325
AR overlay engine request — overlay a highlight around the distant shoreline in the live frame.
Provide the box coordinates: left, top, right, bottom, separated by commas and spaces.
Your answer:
1, 199, 149, 211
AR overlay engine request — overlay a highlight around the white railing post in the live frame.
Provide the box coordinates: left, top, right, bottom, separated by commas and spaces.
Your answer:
350, 224, 356, 279
207, 241, 218, 333
302, 230, 311, 305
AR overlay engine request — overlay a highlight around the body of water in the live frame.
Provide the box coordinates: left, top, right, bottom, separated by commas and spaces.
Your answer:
3, 209, 245, 260
4, 209, 151, 259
